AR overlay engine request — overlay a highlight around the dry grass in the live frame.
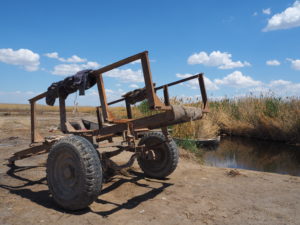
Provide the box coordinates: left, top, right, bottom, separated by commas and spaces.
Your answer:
171, 96, 300, 143
0, 103, 141, 117
0, 103, 96, 114
1, 95, 300, 144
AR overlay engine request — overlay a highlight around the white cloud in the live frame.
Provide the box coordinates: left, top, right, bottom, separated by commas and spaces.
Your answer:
130, 59, 156, 64
214, 71, 262, 88
263, 1, 300, 31
80, 89, 126, 105
253, 12, 258, 16
176, 73, 219, 90
129, 84, 139, 89
287, 58, 300, 70
187, 51, 250, 69
266, 59, 281, 66
130, 59, 141, 65
268, 79, 300, 95
52, 61, 100, 75
104, 68, 144, 83
65, 55, 86, 63
269, 79, 292, 86
45, 52, 87, 63
0, 48, 40, 71
0, 90, 37, 103
262, 8, 271, 15
45, 52, 59, 59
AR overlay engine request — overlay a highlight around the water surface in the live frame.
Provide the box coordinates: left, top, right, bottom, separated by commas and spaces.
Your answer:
202, 137, 300, 176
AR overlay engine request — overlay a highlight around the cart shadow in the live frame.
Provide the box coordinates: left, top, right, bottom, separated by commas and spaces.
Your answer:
93, 171, 173, 217
0, 164, 173, 217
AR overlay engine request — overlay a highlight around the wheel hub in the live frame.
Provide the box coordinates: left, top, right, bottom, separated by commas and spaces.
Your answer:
63, 165, 74, 179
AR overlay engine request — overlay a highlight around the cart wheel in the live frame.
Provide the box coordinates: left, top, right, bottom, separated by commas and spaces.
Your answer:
47, 135, 102, 210
138, 132, 179, 179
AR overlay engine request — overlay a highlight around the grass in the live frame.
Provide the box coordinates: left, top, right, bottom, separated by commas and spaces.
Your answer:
174, 139, 204, 163
1, 95, 300, 144
137, 96, 300, 144
0, 103, 141, 117
171, 95, 300, 144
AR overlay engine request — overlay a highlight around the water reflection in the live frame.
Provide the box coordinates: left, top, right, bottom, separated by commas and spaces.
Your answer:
202, 136, 300, 176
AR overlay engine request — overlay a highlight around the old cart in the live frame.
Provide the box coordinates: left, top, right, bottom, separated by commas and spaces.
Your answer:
8, 51, 209, 210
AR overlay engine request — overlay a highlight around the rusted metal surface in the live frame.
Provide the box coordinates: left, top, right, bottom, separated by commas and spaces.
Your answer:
125, 99, 133, 119
198, 74, 209, 112
8, 136, 62, 165
30, 101, 36, 143
122, 87, 147, 105
96, 73, 111, 122
92, 51, 146, 75
163, 85, 170, 106
29, 92, 47, 103
103, 73, 204, 108
141, 52, 164, 109
59, 97, 67, 133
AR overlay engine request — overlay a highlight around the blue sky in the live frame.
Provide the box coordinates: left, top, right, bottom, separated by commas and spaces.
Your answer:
0, 0, 299, 106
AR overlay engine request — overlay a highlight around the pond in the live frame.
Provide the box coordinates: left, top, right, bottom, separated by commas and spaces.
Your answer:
201, 136, 300, 176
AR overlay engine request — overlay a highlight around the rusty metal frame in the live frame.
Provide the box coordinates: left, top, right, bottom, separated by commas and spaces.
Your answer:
27, 51, 209, 145
10, 50, 210, 173
91, 51, 166, 123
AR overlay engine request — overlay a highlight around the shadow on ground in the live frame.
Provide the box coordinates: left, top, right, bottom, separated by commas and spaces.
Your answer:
0, 164, 173, 217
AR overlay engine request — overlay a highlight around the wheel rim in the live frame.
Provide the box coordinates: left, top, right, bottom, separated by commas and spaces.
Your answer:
141, 137, 169, 173
51, 148, 81, 200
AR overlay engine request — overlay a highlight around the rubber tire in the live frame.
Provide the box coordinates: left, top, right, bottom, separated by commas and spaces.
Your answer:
47, 135, 102, 210
138, 132, 179, 179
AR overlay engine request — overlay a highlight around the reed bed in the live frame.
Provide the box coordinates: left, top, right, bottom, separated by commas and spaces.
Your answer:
170, 96, 300, 144
1, 95, 299, 144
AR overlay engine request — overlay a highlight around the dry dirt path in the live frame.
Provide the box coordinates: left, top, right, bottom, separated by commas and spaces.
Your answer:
0, 115, 299, 225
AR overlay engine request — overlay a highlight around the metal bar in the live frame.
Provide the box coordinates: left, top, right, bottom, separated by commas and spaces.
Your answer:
155, 74, 202, 90
163, 85, 170, 106
103, 73, 203, 107
27, 52, 147, 107
108, 98, 125, 105
125, 99, 133, 119
30, 101, 36, 143
59, 97, 67, 132
96, 74, 110, 121
93, 51, 147, 75
198, 74, 209, 111
141, 52, 157, 109
8, 144, 52, 164
29, 92, 47, 103
96, 107, 103, 128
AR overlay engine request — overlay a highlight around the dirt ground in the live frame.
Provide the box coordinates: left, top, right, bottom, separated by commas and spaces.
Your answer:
0, 115, 300, 225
